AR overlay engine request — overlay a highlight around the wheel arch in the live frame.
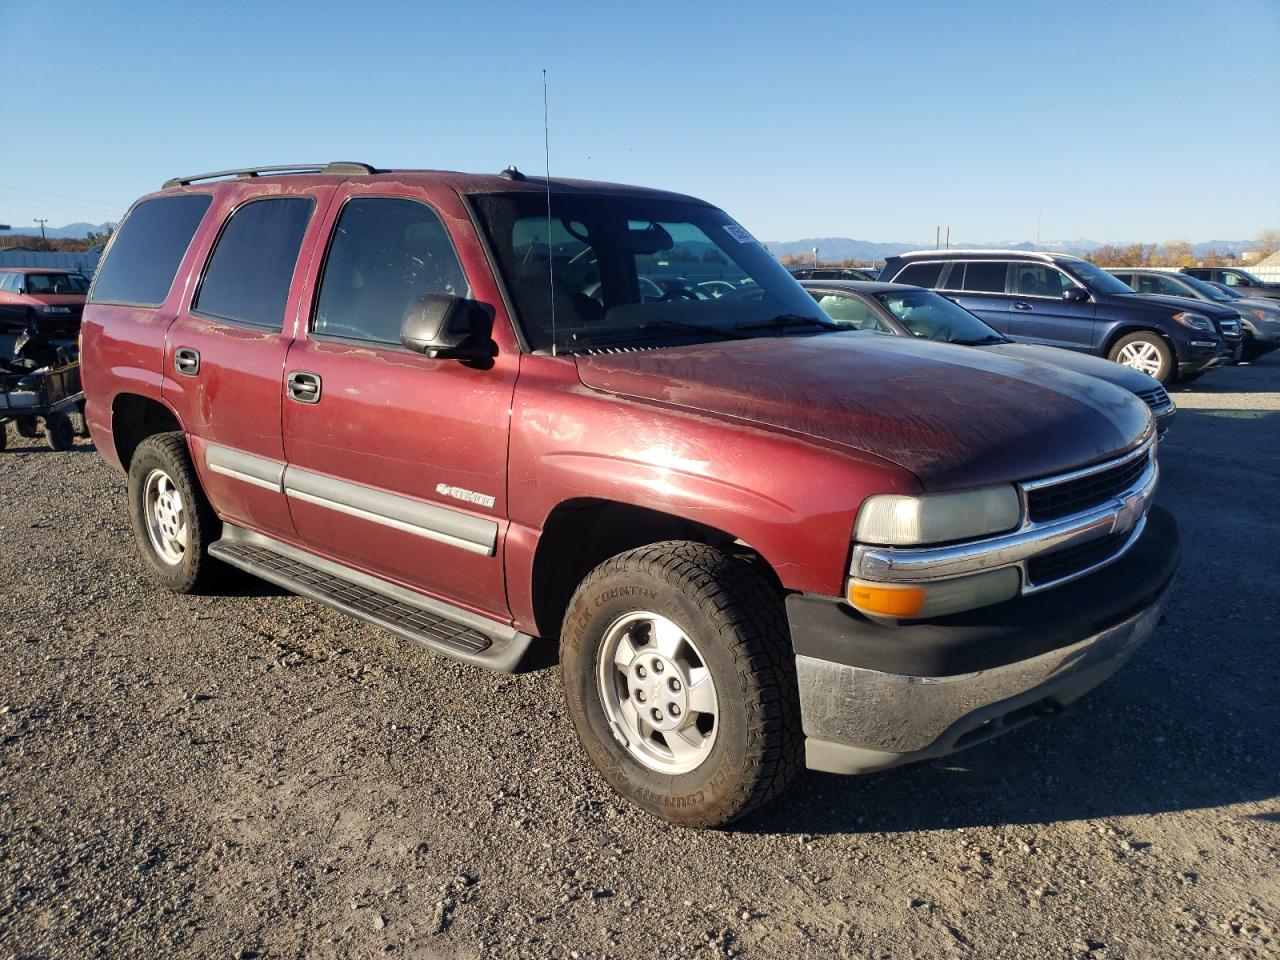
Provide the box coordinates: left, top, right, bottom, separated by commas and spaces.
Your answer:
527, 497, 784, 642
110, 392, 185, 471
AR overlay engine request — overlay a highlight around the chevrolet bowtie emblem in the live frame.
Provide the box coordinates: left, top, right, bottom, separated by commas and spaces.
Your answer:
1112, 490, 1145, 536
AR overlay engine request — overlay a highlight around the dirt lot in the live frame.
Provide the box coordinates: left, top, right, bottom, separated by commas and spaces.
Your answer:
1, 355, 1277, 960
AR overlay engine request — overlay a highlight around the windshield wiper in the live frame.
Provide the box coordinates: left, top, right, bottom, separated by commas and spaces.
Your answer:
952, 336, 1006, 346
562, 319, 747, 354
637, 319, 749, 340
733, 313, 843, 333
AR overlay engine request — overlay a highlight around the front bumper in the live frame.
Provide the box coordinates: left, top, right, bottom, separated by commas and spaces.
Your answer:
789, 505, 1179, 774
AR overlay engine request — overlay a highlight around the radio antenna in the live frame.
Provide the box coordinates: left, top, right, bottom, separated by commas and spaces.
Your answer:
543, 68, 556, 356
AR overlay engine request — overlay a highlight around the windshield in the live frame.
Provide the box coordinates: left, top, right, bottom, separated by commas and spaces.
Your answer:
471, 193, 830, 353
1209, 281, 1244, 299
874, 289, 1005, 344
1177, 273, 1233, 302
1060, 259, 1134, 295
23, 273, 89, 295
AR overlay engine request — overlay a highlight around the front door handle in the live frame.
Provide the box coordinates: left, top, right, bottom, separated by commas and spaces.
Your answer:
174, 347, 200, 376
287, 371, 322, 404
1013, 301, 1033, 310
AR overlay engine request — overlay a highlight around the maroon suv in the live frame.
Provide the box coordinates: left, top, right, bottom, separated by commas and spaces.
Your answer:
80, 163, 1179, 827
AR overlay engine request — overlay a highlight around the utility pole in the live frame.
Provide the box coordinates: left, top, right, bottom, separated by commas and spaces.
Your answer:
34, 218, 48, 247
812, 246, 818, 268
935, 226, 940, 249
945, 226, 950, 249
1035, 204, 1042, 250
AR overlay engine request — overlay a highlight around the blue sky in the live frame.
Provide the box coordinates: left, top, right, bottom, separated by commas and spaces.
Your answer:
1, 0, 1277, 243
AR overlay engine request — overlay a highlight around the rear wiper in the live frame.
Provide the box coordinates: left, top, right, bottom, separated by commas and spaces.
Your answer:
733, 313, 843, 333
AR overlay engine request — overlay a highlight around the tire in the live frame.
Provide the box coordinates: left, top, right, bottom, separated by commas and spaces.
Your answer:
43, 412, 75, 451
560, 541, 802, 828
126, 432, 221, 593
14, 416, 39, 439
1108, 332, 1173, 383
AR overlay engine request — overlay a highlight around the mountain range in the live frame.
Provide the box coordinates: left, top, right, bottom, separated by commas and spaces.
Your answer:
2, 222, 1255, 260
762, 237, 1254, 262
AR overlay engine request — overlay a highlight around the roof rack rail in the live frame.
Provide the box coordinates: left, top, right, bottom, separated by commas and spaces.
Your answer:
163, 162, 377, 189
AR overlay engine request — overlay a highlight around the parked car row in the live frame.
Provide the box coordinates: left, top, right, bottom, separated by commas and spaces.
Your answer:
1105, 268, 1280, 360
876, 250, 1244, 384
72, 162, 1187, 828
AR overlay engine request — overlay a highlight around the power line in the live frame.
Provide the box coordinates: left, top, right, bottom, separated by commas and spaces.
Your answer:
0, 183, 128, 212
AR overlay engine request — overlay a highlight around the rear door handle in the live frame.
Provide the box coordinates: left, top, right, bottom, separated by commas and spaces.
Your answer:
1013, 301, 1033, 310
174, 347, 200, 376
287, 371, 322, 404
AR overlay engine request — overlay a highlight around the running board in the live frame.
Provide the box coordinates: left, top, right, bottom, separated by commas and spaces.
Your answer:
209, 525, 534, 673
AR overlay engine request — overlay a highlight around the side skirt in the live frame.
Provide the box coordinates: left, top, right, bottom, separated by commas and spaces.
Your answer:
209, 524, 534, 673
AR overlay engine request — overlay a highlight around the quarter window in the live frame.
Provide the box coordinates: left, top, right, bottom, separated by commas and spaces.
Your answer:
313, 197, 469, 345
194, 197, 314, 329
894, 262, 944, 288
90, 194, 212, 306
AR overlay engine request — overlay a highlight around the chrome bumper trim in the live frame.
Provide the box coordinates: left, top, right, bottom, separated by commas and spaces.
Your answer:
852, 439, 1158, 594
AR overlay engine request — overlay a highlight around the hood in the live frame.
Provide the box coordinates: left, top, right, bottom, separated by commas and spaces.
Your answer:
1232, 297, 1280, 316
978, 342, 1162, 395
1112, 292, 1238, 321
574, 334, 1152, 491
25, 294, 85, 308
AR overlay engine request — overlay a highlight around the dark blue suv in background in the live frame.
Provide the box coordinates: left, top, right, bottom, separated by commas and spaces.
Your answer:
878, 250, 1241, 383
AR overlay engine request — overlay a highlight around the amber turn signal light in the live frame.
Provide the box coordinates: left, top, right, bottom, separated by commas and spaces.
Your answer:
847, 582, 926, 618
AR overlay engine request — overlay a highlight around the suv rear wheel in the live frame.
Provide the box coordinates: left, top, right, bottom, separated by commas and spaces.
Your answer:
1109, 331, 1172, 382
127, 432, 221, 593
560, 541, 801, 828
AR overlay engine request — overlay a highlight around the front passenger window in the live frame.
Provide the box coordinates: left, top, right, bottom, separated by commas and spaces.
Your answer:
812, 292, 885, 331
313, 197, 469, 344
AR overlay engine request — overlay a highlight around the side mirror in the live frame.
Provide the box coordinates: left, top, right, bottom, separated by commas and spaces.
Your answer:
1062, 287, 1090, 303
400, 293, 494, 362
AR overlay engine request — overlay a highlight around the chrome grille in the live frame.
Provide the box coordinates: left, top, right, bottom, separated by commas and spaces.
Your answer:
1135, 385, 1172, 411
1024, 447, 1152, 524
1219, 318, 1241, 341
1026, 531, 1131, 586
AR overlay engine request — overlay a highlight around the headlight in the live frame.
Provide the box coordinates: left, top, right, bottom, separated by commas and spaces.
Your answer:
1171, 311, 1215, 333
854, 485, 1021, 546
848, 567, 1021, 619
1252, 309, 1277, 322
41, 306, 72, 315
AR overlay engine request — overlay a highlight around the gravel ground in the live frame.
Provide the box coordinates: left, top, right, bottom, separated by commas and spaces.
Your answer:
1, 355, 1277, 960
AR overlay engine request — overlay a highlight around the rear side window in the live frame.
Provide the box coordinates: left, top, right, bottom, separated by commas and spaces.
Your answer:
894, 262, 944, 288
89, 194, 212, 306
963, 261, 1008, 293
312, 197, 469, 345
194, 197, 314, 329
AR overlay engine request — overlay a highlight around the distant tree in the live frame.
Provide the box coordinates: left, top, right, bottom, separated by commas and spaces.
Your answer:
1254, 229, 1280, 258
1159, 240, 1194, 267
701, 248, 726, 265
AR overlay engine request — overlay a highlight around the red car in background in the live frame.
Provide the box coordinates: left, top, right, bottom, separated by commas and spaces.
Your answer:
0, 267, 90, 336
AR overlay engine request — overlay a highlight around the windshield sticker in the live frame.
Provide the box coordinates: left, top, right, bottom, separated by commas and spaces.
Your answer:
723, 224, 757, 244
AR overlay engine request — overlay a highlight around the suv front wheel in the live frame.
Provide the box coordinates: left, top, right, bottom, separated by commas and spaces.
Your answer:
1109, 331, 1173, 383
560, 541, 802, 828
